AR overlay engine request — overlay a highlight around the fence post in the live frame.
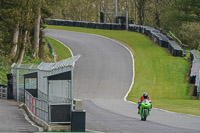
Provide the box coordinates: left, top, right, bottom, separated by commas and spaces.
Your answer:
47, 79, 50, 124
5, 87, 7, 99
126, 11, 128, 30
197, 69, 200, 100
197, 87, 200, 100
17, 69, 19, 102
0, 87, 2, 98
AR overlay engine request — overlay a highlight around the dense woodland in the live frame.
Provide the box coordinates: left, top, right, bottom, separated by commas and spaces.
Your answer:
0, 0, 200, 65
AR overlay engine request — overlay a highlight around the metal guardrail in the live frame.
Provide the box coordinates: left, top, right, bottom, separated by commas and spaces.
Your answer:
46, 39, 54, 55
25, 90, 49, 123
25, 90, 71, 124
0, 86, 7, 99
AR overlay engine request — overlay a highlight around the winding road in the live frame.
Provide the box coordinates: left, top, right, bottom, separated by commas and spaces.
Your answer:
45, 29, 200, 133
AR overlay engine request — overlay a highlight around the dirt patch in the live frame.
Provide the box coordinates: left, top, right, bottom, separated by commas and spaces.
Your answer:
53, 51, 58, 62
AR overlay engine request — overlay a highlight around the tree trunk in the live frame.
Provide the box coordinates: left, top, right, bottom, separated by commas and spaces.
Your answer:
32, 0, 41, 58
16, 30, 28, 64
9, 22, 19, 59
155, 11, 160, 28
154, 0, 160, 28
136, 0, 146, 25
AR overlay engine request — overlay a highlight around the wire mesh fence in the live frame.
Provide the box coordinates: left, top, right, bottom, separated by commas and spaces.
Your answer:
12, 55, 80, 124
11, 63, 37, 102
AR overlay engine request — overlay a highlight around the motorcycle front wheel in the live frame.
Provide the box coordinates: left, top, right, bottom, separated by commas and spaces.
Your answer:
143, 110, 147, 121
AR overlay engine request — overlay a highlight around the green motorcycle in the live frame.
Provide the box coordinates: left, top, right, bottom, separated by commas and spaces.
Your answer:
140, 99, 151, 121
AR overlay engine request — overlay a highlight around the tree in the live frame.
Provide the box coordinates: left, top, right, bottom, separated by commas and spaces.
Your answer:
174, 0, 200, 22
16, 0, 34, 64
179, 23, 200, 49
10, 22, 20, 59
16, 30, 28, 64
0, 0, 23, 59
135, 0, 147, 25
32, 0, 41, 58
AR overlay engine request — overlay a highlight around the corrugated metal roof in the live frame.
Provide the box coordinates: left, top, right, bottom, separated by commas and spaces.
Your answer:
37, 55, 80, 71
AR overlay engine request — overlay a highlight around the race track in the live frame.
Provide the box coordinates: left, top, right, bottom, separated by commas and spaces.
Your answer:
45, 29, 200, 133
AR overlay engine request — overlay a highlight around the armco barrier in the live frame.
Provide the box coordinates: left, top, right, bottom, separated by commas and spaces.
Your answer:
128, 24, 184, 57
190, 50, 200, 99
168, 40, 183, 57
95, 22, 104, 29
74, 21, 81, 27
156, 33, 169, 48
87, 22, 96, 28
112, 23, 121, 30
80, 21, 88, 28
64, 20, 74, 26
46, 19, 183, 56
190, 50, 200, 84
104, 23, 112, 30
46, 39, 54, 55
47, 19, 123, 30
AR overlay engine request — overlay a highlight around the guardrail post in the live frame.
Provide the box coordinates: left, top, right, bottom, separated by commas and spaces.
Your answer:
5, 87, 7, 99
0, 87, 3, 98
17, 69, 19, 102
126, 11, 128, 30
197, 69, 200, 100
197, 87, 200, 100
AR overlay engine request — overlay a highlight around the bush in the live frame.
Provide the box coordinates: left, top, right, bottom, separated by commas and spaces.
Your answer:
179, 23, 200, 49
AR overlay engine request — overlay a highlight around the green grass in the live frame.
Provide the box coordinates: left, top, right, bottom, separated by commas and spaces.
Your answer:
45, 25, 200, 116
22, 54, 43, 65
0, 56, 11, 85
45, 36, 72, 61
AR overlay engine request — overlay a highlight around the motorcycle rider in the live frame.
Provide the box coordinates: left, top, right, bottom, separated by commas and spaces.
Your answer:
138, 92, 152, 114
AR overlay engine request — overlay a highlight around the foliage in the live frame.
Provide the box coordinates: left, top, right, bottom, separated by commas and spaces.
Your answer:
22, 54, 42, 65
0, 0, 57, 64
179, 23, 200, 49
174, 0, 200, 22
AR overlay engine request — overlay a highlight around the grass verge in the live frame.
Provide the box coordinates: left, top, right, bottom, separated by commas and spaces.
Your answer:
45, 36, 72, 61
45, 25, 200, 116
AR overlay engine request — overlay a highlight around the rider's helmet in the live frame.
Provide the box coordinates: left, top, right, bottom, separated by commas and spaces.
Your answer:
143, 92, 148, 99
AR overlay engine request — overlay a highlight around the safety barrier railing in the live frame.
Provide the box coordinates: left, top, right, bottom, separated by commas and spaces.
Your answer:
25, 90, 48, 123
0, 86, 7, 99
46, 39, 54, 55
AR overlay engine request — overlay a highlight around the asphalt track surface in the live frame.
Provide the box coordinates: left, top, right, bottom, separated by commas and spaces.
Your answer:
0, 99, 39, 132
45, 29, 200, 133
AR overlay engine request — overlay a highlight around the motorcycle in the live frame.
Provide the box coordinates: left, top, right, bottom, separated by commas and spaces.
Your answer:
139, 99, 151, 121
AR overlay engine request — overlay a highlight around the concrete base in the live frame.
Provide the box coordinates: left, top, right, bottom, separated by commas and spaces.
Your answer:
73, 99, 84, 111
20, 103, 71, 132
